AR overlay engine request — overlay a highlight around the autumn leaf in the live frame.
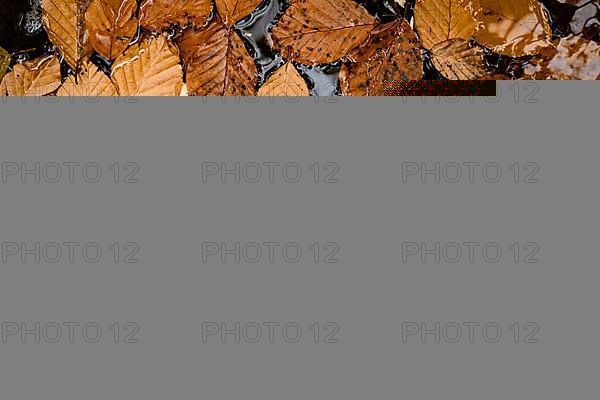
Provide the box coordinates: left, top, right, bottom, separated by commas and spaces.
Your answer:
86, 0, 138, 60
339, 20, 423, 96
0, 47, 9, 82
430, 39, 488, 80
215, 0, 263, 26
57, 60, 117, 96
414, 0, 481, 50
258, 62, 309, 96
271, 0, 377, 65
1, 55, 62, 96
42, 0, 91, 67
176, 16, 258, 95
475, 0, 553, 56
111, 34, 184, 96
140, 0, 212, 31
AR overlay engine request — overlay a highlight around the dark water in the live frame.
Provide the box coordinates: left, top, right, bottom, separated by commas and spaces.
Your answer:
1, 0, 596, 91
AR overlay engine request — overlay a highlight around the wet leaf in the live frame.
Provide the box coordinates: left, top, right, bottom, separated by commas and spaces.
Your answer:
1, 55, 62, 96
271, 0, 377, 65
215, 0, 263, 26
0, 46, 9, 82
57, 60, 118, 96
176, 16, 258, 95
42, 0, 91, 67
339, 20, 423, 96
430, 39, 488, 80
475, 0, 553, 56
258, 61, 309, 96
86, 0, 139, 60
523, 35, 600, 79
414, 0, 480, 50
140, 0, 212, 31
111, 34, 184, 95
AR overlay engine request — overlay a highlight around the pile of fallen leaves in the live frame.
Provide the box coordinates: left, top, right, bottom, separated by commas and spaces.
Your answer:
0, 0, 598, 96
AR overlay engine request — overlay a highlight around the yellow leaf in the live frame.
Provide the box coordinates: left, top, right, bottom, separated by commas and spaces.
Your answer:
86, 0, 139, 60
57, 60, 117, 96
414, 0, 481, 50
1, 55, 62, 96
215, 0, 263, 26
111, 34, 184, 96
430, 39, 488, 80
140, 0, 212, 31
475, 0, 553, 56
258, 62, 309, 96
176, 16, 258, 96
42, 0, 91, 67
271, 0, 377, 65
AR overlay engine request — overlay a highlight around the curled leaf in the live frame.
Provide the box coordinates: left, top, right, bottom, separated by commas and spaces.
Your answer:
1, 55, 62, 96
430, 39, 488, 80
339, 20, 423, 96
271, 0, 377, 65
57, 60, 117, 96
414, 0, 481, 50
86, 0, 139, 60
258, 62, 309, 96
140, 0, 212, 31
111, 34, 184, 96
176, 17, 258, 95
475, 0, 553, 56
215, 0, 263, 26
42, 0, 91, 67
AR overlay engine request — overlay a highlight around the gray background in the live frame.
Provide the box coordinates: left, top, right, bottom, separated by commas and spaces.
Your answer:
0, 82, 599, 399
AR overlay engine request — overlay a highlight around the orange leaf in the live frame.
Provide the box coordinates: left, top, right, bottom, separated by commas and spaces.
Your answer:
1, 55, 62, 96
176, 17, 258, 95
339, 20, 423, 96
140, 0, 212, 31
57, 60, 117, 96
258, 62, 309, 96
86, 0, 139, 60
215, 0, 263, 26
271, 0, 377, 65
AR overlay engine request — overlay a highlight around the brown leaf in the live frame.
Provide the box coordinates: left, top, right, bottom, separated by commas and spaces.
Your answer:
86, 0, 138, 60
430, 39, 488, 80
0, 46, 9, 82
271, 0, 377, 65
1, 55, 62, 96
414, 0, 480, 50
42, 0, 91, 67
111, 34, 184, 95
57, 60, 117, 96
339, 20, 423, 96
176, 17, 258, 95
258, 62, 309, 96
215, 0, 263, 26
140, 0, 212, 31
475, 0, 553, 56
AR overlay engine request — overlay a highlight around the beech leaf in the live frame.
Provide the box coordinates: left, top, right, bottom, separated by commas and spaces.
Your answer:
0, 47, 9, 82
111, 34, 184, 96
430, 39, 488, 80
414, 0, 481, 50
215, 0, 263, 26
339, 20, 423, 96
271, 0, 377, 65
57, 60, 117, 96
1, 55, 62, 96
42, 0, 91, 67
258, 61, 309, 96
475, 0, 553, 56
140, 0, 213, 31
176, 17, 258, 95
86, 0, 138, 60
